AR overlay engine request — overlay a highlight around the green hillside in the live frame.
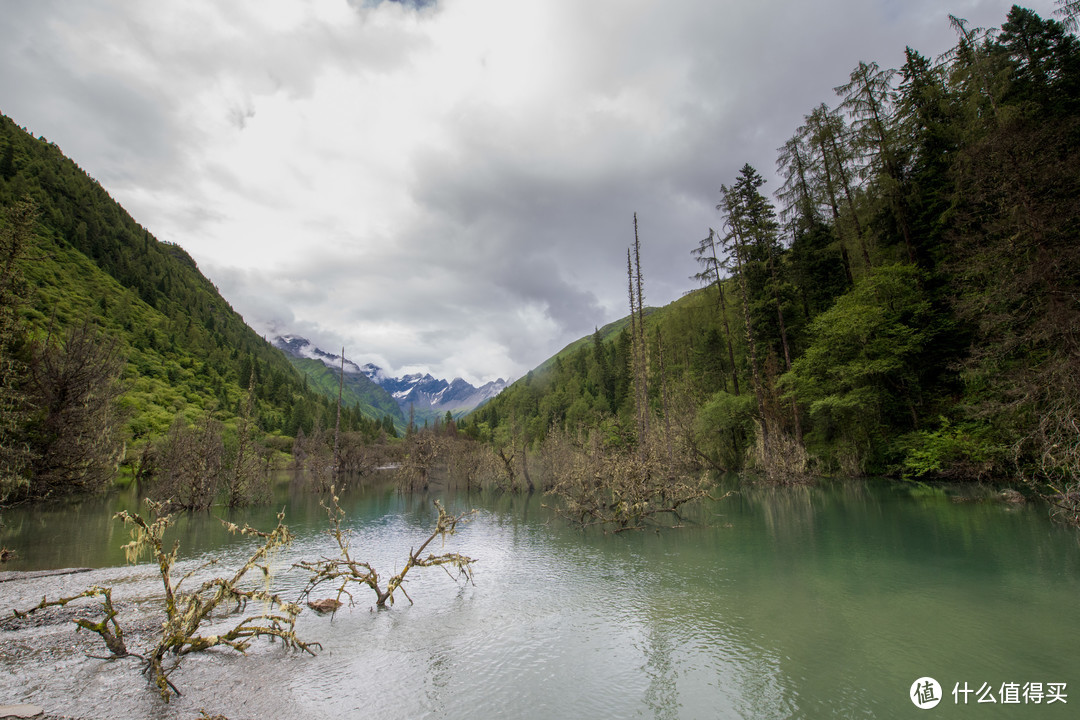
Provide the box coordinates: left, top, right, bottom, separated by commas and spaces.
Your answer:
285, 355, 404, 431
472, 6, 1080, 507
0, 113, 349, 501
534, 312, 645, 373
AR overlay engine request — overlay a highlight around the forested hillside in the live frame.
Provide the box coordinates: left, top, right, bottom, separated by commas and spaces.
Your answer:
0, 113, 372, 501
285, 355, 403, 432
473, 6, 1080, 513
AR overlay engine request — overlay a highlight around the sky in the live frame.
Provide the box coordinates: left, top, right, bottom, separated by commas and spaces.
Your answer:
0, 0, 1062, 384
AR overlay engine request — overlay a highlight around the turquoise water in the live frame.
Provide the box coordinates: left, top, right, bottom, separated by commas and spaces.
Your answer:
1, 478, 1078, 718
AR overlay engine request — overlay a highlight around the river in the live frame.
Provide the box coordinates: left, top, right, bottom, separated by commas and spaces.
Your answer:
1, 478, 1078, 718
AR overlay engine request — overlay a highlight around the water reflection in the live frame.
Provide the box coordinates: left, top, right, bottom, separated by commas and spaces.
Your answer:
2, 478, 1079, 718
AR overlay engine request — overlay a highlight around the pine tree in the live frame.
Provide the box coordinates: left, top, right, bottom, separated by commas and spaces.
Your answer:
719, 179, 770, 447
896, 46, 956, 267
690, 228, 740, 395
997, 6, 1080, 115
729, 164, 802, 440
945, 14, 1004, 131
591, 327, 616, 408
1057, 0, 1080, 31
803, 104, 869, 272
0, 142, 14, 181
835, 61, 916, 263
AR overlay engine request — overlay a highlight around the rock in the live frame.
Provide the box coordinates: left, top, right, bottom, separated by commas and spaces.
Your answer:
1000, 488, 1025, 504
0, 705, 44, 718
307, 598, 343, 613
0, 568, 94, 584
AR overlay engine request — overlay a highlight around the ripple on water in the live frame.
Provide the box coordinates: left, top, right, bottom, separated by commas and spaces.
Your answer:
4, 484, 1080, 719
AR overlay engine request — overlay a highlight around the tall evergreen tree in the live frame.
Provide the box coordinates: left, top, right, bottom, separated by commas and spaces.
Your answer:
691, 228, 740, 395
835, 61, 916, 263
719, 176, 770, 445
896, 46, 957, 268
996, 5, 1080, 115
803, 104, 869, 272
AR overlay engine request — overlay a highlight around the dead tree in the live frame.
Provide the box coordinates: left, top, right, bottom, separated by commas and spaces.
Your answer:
116, 500, 319, 700
627, 216, 650, 443
226, 371, 265, 508
9, 585, 129, 659
24, 321, 126, 496
296, 489, 475, 610
545, 429, 726, 533
9, 500, 319, 701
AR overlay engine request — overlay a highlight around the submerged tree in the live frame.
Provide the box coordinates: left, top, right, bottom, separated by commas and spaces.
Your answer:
296, 489, 475, 609
117, 501, 318, 699
10, 500, 319, 701
154, 410, 226, 510
544, 427, 721, 533
226, 372, 267, 508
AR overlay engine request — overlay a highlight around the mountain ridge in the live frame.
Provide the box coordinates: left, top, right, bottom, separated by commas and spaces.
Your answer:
0, 112, 348, 498
272, 335, 506, 424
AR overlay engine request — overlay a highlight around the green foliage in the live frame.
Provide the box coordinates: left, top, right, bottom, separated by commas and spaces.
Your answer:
4, 4, 1076, 500
892, 419, 1002, 481
693, 391, 755, 470
0, 114, 324, 499
476, 6, 1080, 493
781, 263, 932, 463
284, 355, 404, 431
0, 197, 35, 497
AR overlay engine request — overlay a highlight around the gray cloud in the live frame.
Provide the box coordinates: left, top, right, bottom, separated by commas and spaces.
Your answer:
0, 0, 1060, 382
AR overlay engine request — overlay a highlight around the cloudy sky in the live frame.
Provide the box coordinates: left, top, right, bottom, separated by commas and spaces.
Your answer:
0, 0, 1061, 384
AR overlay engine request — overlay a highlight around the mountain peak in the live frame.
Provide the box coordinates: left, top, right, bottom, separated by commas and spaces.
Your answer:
272, 335, 365, 375
272, 335, 506, 418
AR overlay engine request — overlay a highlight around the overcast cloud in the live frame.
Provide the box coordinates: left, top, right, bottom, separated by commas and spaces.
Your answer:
0, 0, 1060, 383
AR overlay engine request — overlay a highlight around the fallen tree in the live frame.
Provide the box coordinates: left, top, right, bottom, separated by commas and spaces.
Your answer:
8, 500, 319, 701
5, 495, 480, 702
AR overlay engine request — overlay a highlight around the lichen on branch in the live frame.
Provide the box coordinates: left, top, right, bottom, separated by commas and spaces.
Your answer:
296, 488, 476, 610
114, 499, 320, 700
10, 585, 129, 658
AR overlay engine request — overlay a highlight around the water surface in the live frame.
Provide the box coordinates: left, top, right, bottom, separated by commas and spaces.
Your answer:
1, 479, 1077, 718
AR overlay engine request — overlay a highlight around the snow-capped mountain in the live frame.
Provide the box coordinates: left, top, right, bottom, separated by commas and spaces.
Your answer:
360, 369, 507, 414
274, 335, 366, 375
273, 335, 505, 417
